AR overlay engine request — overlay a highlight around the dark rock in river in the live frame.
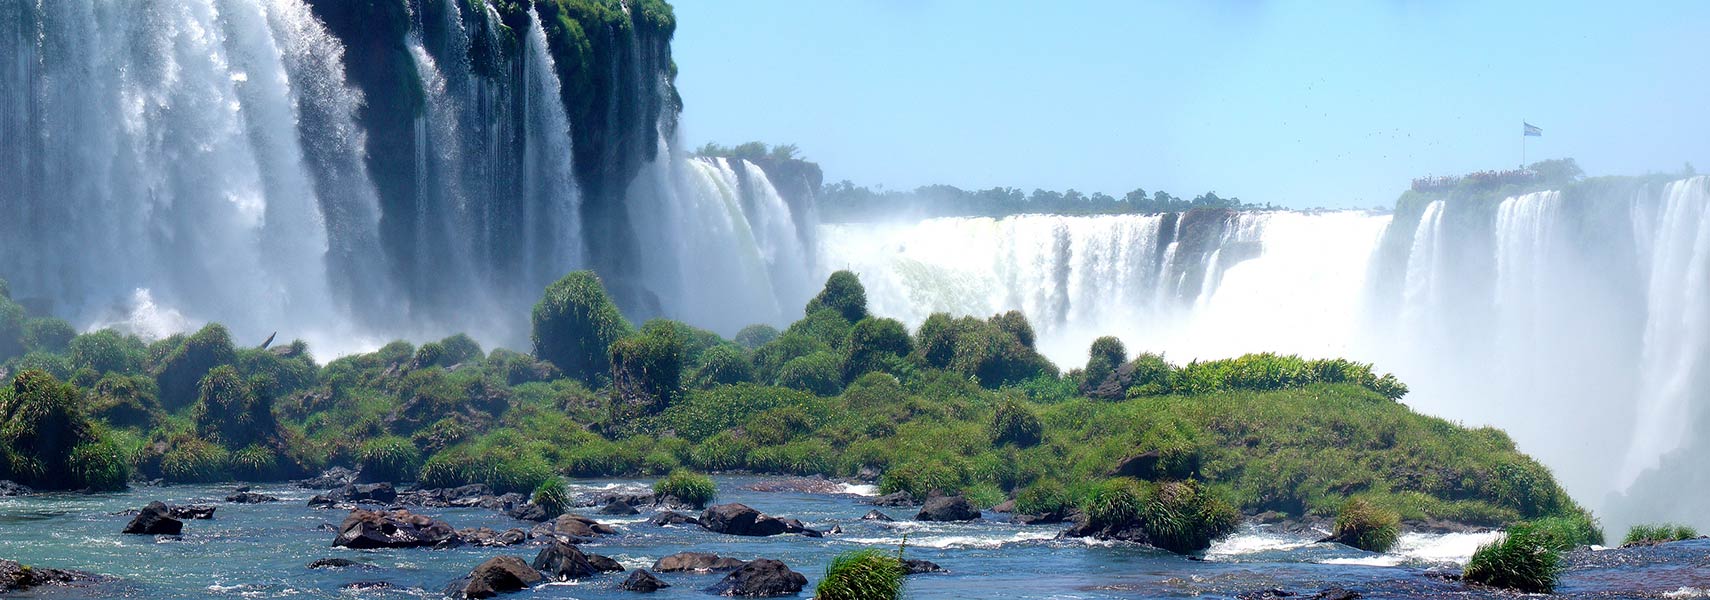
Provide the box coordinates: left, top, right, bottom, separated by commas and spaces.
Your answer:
122, 501, 183, 535
169, 504, 216, 519
744, 476, 843, 495
447, 555, 542, 598
860, 509, 894, 522
0, 481, 33, 497
458, 527, 529, 547
699, 503, 820, 537
990, 499, 1016, 513
620, 569, 669, 592
902, 559, 946, 574
0, 559, 93, 593
866, 491, 917, 507
309, 482, 396, 507
342, 580, 391, 591
332, 508, 456, 549
586, 553, 624, 573
306, 558, 373, 570
528, 513, 618, 543
532, 541, 599, 580
705, 559, 806, 597
1311, 589, 1360, 600
600, 499, 640, 515
916, 494, 980, 522
648, 511, 699, 526
226, 491, 279, 503
294, 467, 357, 489
507, 503, 550, 522
653, 552, 746, 573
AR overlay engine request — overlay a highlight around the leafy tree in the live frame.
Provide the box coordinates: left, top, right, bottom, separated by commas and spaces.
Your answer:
842, 317, 912, 382
689, 344, 754, 389
69, 329, 147, 375
609, 320, 686, 422
806, 271, 869, 322
21, 318, 75, 354
733, 324, 779, 349
153, 324, 237, 410
532, 271, 632, 386
191, 366, 281, 451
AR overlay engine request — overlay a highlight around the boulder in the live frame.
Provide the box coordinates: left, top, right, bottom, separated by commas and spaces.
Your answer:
447, 555, 542, 599
860, 510, 894, 522
777, 518, 824, 537
294, 467, 358, 489
699, 504, 789, 537
529, 513, 618, 543
902, 559, 945, 574
915, 495, 980, 522
600, 500, 640, 515
0, 559, 91, 593
226, 491, 279, 504
0, 481, 34, 497
169, 504, 216, 520
532, 541, 599, 580
122, 501, 183, 535
506, 503, 550, 522
1311, 589, 1360, 600
652, 552, 746, 573
704, 559, 806, 597
309, 483, 396, 507
587, 553, 625, 573
306, 558, 372, 570
458, 527, 528, 547
1112, 451, 1162, 479
866, 491, 917, 507
619, 569, 670, 592
332, 509, 457, 549
648, 511, 699, 527
342, 581, 391, 591
990, 499, 1016, 513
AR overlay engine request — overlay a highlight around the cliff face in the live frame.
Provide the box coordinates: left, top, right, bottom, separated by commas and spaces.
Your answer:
303, 0, 680, 312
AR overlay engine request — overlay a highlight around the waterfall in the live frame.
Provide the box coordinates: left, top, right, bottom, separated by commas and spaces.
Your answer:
521, 6, 583, 288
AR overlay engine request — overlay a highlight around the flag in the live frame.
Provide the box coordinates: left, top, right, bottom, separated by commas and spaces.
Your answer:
1523, 122, 1543, 137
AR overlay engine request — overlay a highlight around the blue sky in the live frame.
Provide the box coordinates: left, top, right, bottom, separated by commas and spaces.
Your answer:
672, 1, 1709, 209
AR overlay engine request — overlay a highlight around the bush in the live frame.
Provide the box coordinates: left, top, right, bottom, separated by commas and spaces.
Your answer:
68, 438, 129, 491
153, 324, 236, 410
1527, 511, 1604, 550
1464, 523, 1562, 593
734, 324, 780, 349
531, 271, 632, 386
69, 329, 147, 375
989, 310, 1036, 349
806, 270, 869, 322
0, 297, 24, 362
437, 334, 484, 365
6, 352, 73, 380
418, 447, 553, 494
879, 461, 961, 500
160, 438, 231, 483
358, 436, 422, 483
688, 344, 754, 389
990, 396, 1043, 447
1623, 523, 1698, 546
815, 549, 905, 600
1084, 478, 1145, 531
1330, 498, 1401, 552
230, 444, 282, 480
690, 431, 752, 471
1088, 336, 1126, 372
20, 318, 75, 354
1141, 480, 1240, 554
191, 366, 279, 450
1, 370, 100, 488
533, 477, 570, 517
947, 318, 1055, 389
842, 317, 912, 382
777, 351, 843, 396
608, 320, 686, 422
1016, 480, 1074, 517
88, 374, 160, 429
654, 468, 716, 508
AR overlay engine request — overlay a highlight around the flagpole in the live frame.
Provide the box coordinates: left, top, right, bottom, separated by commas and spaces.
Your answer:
1522, 120, 1527, 169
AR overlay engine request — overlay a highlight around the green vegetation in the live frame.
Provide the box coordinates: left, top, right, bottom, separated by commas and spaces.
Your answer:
1623, 523, 1698, 546
533, 477, 570, 517
653, 468, 716, 509
1463, 523, 1563, 593
814, 548, 905, 600
821, 181, 1273, 222
1525, 511, 1604, 550
1329, 498, 1400, 553
0, 272, 1580, 551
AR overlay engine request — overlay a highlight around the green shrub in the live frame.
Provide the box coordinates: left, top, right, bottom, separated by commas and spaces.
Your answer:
842, 317, 912, 382
153, 324, 236, 410
1464, 523, 1562, 593
1016, 479, 1074, 517
190, 366, 279, 450
69, 329, 147, 375
1, 370, 100, 488
160, 438, 230, 483
230, 444, 282, 480
418, 447, 553, 494
1139, 480, 1240, 554
88, 374, 159, 428
734, 324, 780, 349
68, 438, 129, 491
437, 334, 484, 365
1623, 523, 1698, 546
815, 549, 904, 600
7, 352, 72, 380
608, 320, 687, 424
654, 468, 716, 508
879, 462, 961, 499
690, 431, 752, 471
806, 270, 869, 322
777, 351, 843, 396
990, 396, 1043, 447
689, 344, 754, 389
989, 310, 1036, 349
1527, 511, 1604, 550
1330, 498, 1401, 552
531, 271, 632, 386
946, 317, 1055, 389
357, 436, 422, 483
752, 331, 828, 384
533, 477, 570, 517
20, 318, 75, 354
1083, 478, 1144, 531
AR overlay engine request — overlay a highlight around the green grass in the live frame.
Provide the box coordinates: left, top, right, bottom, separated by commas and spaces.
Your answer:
1623, 523, 1698, 546
814, 549, 904, 600
1463, 523, 1562, 593
1526, 511, 1604, 550
533, 477, 570, 517
653, 468, 716, 509
1330, 498, 1400, 552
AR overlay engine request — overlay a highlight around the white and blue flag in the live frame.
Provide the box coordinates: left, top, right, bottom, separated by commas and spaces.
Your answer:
1523, 122, 1543, 136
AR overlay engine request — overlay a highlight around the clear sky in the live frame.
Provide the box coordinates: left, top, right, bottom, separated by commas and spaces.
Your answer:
671, 1, 1709, 209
